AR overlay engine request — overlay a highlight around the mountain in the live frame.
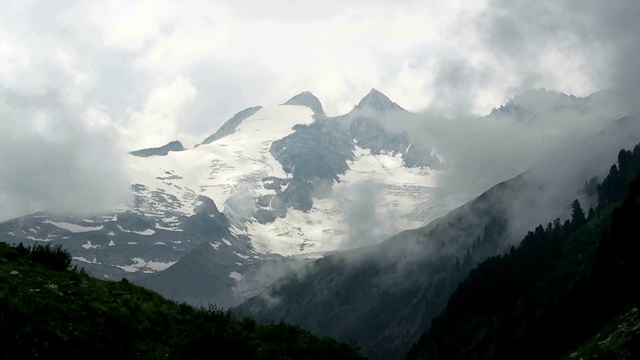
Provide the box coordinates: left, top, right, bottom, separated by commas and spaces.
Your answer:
355, 88, 405, 112
0, 89, 450, 308
0, 87, 631, 322
408, 145, 640, 359
0, 241, 366, 359
130, 140, 186, 157
283, 91, 325, 116
134, 90, 448, 306
487, 89, 619, 123
236, 114, 640, 359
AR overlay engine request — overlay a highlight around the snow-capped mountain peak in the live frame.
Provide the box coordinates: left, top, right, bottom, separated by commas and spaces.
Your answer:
0, 90, 452, 307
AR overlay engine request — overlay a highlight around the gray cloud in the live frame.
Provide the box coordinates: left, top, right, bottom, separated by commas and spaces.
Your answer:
218, 0, 424, 22
394, 0, 640, 204
0, 88, 130, 221
341, 180, 404, 249
182, 59, 278, 145
477, 0, 640, 112
582, 0, 640, 114
427, 60, 496, 117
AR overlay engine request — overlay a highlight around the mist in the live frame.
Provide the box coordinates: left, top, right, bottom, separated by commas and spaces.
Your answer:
340, 180, 405, 250
0, 89, 131, 222
426, 0, 640, 241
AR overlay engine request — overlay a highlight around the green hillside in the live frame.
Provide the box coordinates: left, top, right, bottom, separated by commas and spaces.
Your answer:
0, 242, 366, 360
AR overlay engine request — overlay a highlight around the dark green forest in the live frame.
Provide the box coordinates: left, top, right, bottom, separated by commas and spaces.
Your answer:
0, 242, 366, 359
408, 145, 640, 359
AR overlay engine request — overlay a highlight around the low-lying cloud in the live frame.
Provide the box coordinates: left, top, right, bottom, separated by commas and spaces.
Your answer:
0, 89, 131, 221
340, 180, 405, 250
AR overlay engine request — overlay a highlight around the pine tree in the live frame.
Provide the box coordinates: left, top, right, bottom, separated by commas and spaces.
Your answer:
571, 199, 586, 228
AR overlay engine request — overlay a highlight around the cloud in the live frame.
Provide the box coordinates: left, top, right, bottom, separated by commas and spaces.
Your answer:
376, 88, 627, 210
426, 59, 496, 117
475, 0, 640, 112
0, 0, 638, 224
340, 180, 405, 249
0, 88, 130, 221
580, 0, 640, 114
121, 76, 197, 150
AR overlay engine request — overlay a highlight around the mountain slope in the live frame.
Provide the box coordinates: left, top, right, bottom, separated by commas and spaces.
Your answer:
408, 145, 640, 360
236, 114, 640, 359
0, 90, 448, 309
0, 241, 366, 359
199, 106, 263, 146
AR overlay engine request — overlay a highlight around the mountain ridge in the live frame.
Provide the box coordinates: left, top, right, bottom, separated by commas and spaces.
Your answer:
130, 140, 186, 157
236, 113, 640, 359
283, 91, 325, 116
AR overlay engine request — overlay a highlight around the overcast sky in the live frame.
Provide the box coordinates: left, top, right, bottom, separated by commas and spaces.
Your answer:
0, 0, 638, 220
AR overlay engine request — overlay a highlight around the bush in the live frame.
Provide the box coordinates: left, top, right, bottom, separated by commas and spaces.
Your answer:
28, 243, 72, 271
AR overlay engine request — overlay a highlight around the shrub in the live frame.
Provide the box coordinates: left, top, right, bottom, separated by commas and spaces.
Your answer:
28, 243, 72, 271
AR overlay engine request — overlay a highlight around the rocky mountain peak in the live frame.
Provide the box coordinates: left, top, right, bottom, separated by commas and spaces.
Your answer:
130, 140, 186, 157
283, 91, 325, 116
355, 88, 404, 112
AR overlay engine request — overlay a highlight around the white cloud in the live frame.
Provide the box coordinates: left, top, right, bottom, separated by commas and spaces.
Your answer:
0, 0, 636, 221
0, 89, 131, 221
122, 76, 197, 149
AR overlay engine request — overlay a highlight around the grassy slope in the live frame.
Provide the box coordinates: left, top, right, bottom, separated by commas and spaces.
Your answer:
563, 305, 640, 360
0, 242, 367, 360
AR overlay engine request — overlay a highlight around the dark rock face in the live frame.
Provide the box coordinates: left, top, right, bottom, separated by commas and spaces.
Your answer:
136, 241, 239, 308
264, 121, 355, 216
245, 89, 442, 223
355, 88, 405, 113
130, 140, 186, 157
283, 91, 325, 116
322, 88, 443, 169
199, 106, 263, 146
348, 114, 412, 157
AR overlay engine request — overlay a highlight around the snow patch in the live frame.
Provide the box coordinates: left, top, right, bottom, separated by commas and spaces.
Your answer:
81, 241, 99, 249
146, 260, 177, 271
234, 252, 250, 260
229, 271, 243, 281
25, 236, 51, 242
135, 229, 155, 236
155, 224, 183, 232
46, 221, 104, 233
73, 256, 100, 264
116, 258, 176, 273
117, 225, 155, 236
